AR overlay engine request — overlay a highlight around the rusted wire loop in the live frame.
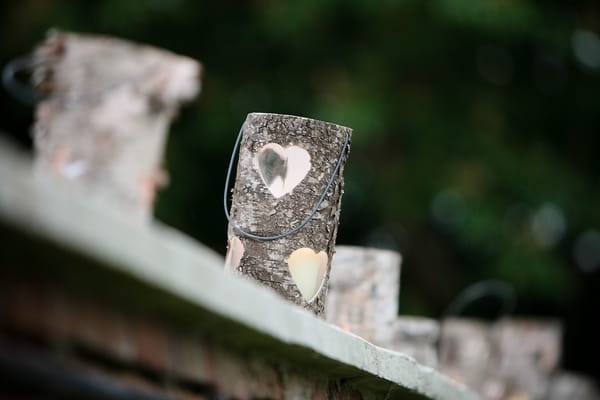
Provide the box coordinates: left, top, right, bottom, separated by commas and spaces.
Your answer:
2, 54, 45, 105
224, 124, 350, 241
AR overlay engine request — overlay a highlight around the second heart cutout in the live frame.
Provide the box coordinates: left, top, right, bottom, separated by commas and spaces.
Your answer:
255, 143, 311, 198
287, 247, 328, 303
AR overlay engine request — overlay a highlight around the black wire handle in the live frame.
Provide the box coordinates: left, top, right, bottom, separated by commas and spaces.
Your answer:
442, 280, 517, 320
223, 124, 350, 241
437, 280, 517, 369
2, 54, 45, 105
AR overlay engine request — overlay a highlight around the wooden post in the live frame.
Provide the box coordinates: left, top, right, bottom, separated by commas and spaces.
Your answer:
225, 113, 351, 316
325, 245, 401, 338
31, 30, 202, 220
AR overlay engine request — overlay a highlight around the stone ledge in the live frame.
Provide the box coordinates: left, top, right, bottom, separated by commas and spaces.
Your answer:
0, 141, 479, 400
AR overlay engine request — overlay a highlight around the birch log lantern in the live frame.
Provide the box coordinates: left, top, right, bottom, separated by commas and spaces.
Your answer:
224, 113, 352, 316
30, 30, 201, 220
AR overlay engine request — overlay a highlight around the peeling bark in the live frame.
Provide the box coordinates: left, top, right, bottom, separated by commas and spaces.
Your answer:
226, 113, 351, 316
31, 30, 202, 220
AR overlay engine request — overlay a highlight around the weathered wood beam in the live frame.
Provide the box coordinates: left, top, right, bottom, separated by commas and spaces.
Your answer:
0, 145, 481, 400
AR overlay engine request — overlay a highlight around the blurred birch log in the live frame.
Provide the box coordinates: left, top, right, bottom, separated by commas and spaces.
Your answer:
225, 113, 351, 317
325, 246, 401, 338
439, 318, 493, 392
383, 317, 440, 368
439, 318, 564, 400
491, 318, 562, 400
31, 30, 202, 220
547, 371, 600, 400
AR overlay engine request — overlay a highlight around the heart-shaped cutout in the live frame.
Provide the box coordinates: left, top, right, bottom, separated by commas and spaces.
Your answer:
287, 248, 328, 303
224, 236, 244, 272
255, 143, 311, 198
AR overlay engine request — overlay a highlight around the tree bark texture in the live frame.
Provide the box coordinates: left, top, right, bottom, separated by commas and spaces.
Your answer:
325, 246, 402, 339
31, 30, 201, 220
225, 113, 351, 317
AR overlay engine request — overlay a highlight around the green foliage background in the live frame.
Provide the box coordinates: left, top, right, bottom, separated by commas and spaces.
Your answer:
1, 0, 599, 380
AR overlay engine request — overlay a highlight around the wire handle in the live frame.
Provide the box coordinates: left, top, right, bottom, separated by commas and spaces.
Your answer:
437, 280, 516, 376
442, 280, 517, 320
2, 54, 44, 105
223, 124, 350, 241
